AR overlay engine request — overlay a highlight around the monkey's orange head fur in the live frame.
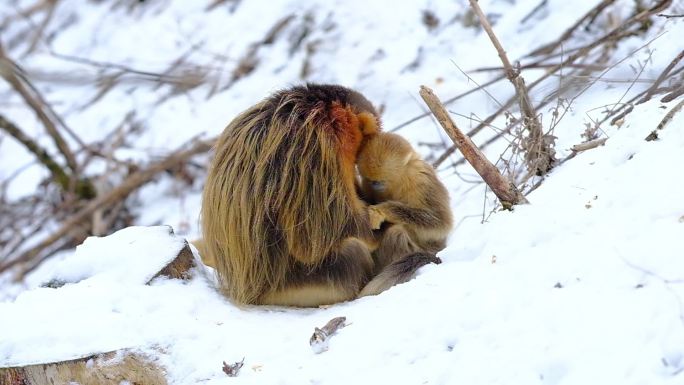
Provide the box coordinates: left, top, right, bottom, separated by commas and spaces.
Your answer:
357, 132, 422, 203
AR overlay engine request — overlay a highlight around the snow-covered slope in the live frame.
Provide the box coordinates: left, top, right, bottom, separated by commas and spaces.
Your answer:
1, 0, 684, 384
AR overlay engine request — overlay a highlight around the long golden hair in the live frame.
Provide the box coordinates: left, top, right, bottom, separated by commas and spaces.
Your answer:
201, 84, 378, 304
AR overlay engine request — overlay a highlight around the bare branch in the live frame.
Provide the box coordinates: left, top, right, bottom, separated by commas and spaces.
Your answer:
434, 0, 672, 167
420, 86, 527, 209
657, 13, 684, 18
637, 49, 684, 104
528, 0, 617, 57
469, 0, 555, 175
0, 43, 79, 174
0, 138, 215, 275
390, 74, 506, 133
571, 137, 608, 152
0, 114, 71, 191
645, 99, 684, 141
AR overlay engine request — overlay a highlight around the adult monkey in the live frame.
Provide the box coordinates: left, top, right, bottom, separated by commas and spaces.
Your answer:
201, 84, 438, 307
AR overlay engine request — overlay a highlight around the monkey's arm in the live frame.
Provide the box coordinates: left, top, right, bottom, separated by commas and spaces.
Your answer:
370, 201, 445, 229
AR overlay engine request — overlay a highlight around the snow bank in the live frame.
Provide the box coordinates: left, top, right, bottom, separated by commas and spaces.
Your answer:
0, 226, 188, 366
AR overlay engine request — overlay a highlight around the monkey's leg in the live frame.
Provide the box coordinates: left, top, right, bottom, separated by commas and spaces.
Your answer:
371, 224, 418, 273
359, 252, 441, 297
259, 238, 375, 307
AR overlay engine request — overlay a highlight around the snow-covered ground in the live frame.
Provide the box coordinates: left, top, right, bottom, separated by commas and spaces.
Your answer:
1, 0, 684, 384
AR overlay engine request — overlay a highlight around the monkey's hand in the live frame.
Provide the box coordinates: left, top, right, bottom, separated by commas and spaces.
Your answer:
368, 205, 386, 230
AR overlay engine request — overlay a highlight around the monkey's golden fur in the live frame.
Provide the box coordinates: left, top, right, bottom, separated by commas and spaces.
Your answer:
357, 132, 453, 280
201, 84, 390, 306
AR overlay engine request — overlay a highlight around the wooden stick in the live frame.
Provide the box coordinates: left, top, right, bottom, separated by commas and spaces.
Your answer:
571, 137, 608, 152
420, 86, 527, 209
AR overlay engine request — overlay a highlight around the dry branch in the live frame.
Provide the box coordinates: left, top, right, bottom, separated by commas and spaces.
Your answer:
528, 0, 617, 57
645, 99, 684, 141
468, 0, 554, 176
661, 84, 684, 102
0, 138, 214, 275
571, 137, 608, 152
420, 86, 527, 209
657, 13, 684, 18
637, 48, 684, 104
599, 46, 683, 126
0, 114, 71, 191
222, 14, 295, 91
390, 74, 507, 132
0, 43, 79, 175
433, 0, 671, 167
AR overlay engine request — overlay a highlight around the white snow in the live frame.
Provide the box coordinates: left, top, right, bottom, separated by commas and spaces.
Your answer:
2, 0, 684, 384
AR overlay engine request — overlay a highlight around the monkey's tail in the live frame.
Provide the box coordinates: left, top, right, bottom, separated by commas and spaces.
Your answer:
358, 252, 441, 297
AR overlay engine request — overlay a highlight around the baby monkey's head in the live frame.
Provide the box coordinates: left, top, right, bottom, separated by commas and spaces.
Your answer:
357, 132, 420, 202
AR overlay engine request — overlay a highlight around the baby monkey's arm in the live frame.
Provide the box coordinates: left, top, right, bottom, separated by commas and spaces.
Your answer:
370, 201, 445, 229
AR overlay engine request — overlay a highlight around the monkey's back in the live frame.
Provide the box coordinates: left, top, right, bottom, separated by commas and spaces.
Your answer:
201, 85, 373, 304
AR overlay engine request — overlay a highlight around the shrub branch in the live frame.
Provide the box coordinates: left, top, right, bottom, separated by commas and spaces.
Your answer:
420, 86, 527, 209
468, 0, 555, 176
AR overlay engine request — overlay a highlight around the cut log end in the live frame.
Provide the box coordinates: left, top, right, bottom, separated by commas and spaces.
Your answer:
0, 351, 167, 385
149, 241, 196, 282
1, 237, 195, 384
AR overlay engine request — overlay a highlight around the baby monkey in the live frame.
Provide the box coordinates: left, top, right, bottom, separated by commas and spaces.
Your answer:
357, 132, 453, 277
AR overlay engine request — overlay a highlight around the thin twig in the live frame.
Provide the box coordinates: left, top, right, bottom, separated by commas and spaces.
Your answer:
434, 0, 672, 167
472, 62, 607, 73
528, 0, 617, 57
469, 0, 553, 175
637, 48, 684, 104
389, 74, 507, 132
23, 0, 58, 55
657, 13, 684, 18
